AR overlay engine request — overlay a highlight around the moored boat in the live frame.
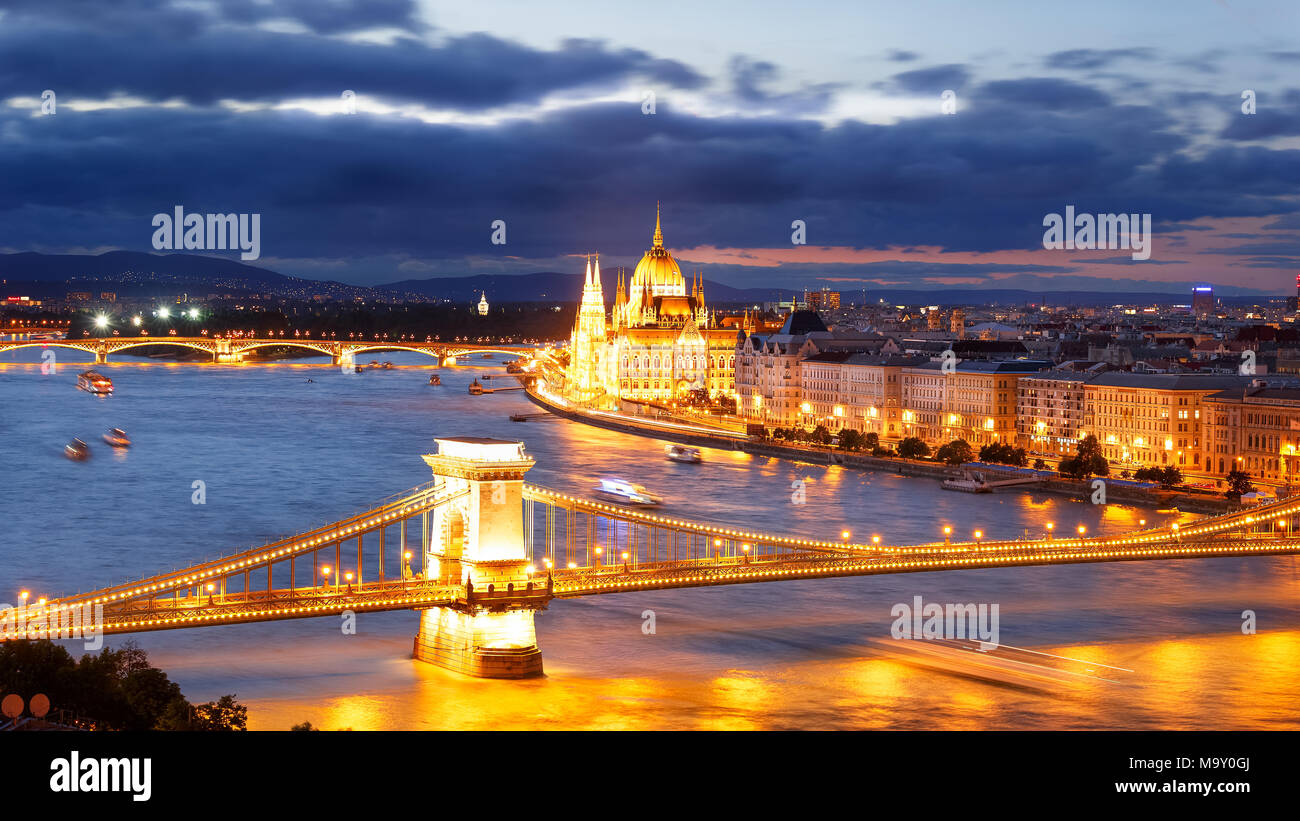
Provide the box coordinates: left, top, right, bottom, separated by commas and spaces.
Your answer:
428, 374, 441, 385
468, 378, 485, 395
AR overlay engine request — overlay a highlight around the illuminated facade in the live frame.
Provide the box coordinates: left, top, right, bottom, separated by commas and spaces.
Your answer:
566, 206, 737, 405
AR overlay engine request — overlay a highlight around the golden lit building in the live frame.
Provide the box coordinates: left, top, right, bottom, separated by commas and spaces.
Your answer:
566, 206, 737, 405
1081, 373, 1245, 472
900, 359, 1049, 448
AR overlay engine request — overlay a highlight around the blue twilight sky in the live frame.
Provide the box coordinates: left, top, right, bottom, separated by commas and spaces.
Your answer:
1, 0, 1298, 294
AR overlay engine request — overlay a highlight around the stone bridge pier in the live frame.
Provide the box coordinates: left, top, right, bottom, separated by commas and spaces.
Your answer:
413, 437, 546, 678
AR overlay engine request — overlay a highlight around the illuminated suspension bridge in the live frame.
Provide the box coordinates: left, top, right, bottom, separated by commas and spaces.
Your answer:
3, 438, 1298, 677
0, 336, 532, 365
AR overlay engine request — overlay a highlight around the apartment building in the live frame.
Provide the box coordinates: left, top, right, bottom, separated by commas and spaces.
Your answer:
735, 311, 895, 427
1082, 373, 1248, 473
797, 353, 926, 439
1203, 383, 1300, 485
900, 360, 1051, 448
1017, 371, 1095, 457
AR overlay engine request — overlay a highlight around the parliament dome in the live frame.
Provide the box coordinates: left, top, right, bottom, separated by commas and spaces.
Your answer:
630, 205, 685, 297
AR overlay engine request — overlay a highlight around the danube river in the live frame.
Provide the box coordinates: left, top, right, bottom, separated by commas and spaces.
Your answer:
2, 348, 1298, 729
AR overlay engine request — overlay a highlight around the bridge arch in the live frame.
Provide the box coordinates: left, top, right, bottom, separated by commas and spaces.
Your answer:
231, 341, 336, 358
0, 340, 98, 358
101, 340, 216, 360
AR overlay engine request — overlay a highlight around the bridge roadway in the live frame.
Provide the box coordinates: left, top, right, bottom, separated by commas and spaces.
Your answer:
3, 481, 1299, 641
0, 335, 535, 364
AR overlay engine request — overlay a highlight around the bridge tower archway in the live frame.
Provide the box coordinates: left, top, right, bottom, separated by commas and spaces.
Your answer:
413, 437, 544, 678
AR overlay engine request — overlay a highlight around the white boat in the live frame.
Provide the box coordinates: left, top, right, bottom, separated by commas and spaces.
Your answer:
102, 428, 131, 448
665, 444, 702, 464
942, 470, 992, 493
77, 371, 113, 394
594, 478, 662, 507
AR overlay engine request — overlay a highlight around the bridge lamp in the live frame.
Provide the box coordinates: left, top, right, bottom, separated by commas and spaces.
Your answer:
543, 559, 553, 569
567, 562, 577, 570
186, 308, 199, 320
841, 530, 851, 540
872, 535, 881, 545
526, 565, 536, 575
206, 583, 214, 592
1077, 525, 1086, 536
131, 315, 142, 327
741, 543, 750, 553
344, 572, 353, 582
19, 591, 29, 604
974, 530, 983, 540
156, 307, 170, 319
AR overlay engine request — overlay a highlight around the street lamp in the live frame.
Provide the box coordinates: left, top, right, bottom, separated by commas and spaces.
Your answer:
943, 525, 952, 545
1077, 525, 1087, 537
321, 566, 332, 588
1046, 522, 1054, 540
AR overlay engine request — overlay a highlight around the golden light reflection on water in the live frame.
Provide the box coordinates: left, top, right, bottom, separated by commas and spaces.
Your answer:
245, 630, 1300, 731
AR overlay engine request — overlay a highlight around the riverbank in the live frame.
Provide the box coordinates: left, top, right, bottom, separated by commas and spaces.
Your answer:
525, 384, 1236, 514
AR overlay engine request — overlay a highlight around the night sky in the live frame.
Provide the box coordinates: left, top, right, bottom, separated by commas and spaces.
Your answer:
1, 0, 1298, 294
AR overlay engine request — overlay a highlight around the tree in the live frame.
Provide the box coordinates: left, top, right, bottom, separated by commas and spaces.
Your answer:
1061, 434, 1108, 479
291, 721, 319, 731
811, 425, 833, 445
1158, 466, 1183, 489
1032, 458, 1048, 471
863, 432, 880, 450
192, 695, 248, 731
935, 439, 974, 466
838, 429, 866, 451
898, 437, 931, 460
1225, 468, 1255, 500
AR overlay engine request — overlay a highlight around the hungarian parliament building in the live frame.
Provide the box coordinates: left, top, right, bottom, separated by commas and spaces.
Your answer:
566, 207, 738, 405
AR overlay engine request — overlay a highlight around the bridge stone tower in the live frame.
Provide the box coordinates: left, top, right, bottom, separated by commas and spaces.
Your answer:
413, 437, 546, 678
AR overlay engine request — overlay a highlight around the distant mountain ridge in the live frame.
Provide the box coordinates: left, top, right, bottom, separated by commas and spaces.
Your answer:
0, 252, 1283, 306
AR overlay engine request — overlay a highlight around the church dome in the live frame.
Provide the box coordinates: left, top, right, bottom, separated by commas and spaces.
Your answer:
630, 205, 685, 298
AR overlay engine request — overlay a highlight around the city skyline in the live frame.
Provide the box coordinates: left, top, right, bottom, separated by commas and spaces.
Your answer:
1, 1, 1298, 295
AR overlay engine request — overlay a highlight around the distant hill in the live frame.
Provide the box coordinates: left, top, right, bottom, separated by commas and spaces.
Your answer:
0, 252, 1283, 307
0, 251, 399, 301
0, 250, 291, 283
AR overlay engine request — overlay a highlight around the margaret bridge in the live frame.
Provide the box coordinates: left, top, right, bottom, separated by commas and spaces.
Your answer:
0, 336, 533, 365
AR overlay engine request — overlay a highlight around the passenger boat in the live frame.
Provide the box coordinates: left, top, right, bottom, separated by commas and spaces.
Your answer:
77, 370, 113, 394
102, 428, 131, 448
941, 470, 992, 493
665, 444, 702, 464
428, 374, 441, 386
381, 361, 394, 369
468, 379, 485, 395
64, 439, 90, 460
593, 478, 662, 507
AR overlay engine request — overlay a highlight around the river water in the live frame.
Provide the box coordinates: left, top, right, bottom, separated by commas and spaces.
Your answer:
1, 346, 1297, 729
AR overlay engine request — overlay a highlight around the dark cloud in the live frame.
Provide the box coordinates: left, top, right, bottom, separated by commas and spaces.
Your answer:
887, 64, 970, 94
0, 23, 705, 110
974, 77, 1111, 110
728, 56, 840, 114
0, 0, 429, 36
887, 50, 920, 62
1043, 48, 1155, 70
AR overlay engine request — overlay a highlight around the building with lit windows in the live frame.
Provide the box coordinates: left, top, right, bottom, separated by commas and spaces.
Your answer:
1203, 382, 1300, 486
1081, 372, 1247, 473
899, 360, 1050, 448
1017, 371, 1096, 457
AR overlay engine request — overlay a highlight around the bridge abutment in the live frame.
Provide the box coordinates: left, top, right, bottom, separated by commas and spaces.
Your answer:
413, 438, 546, 678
